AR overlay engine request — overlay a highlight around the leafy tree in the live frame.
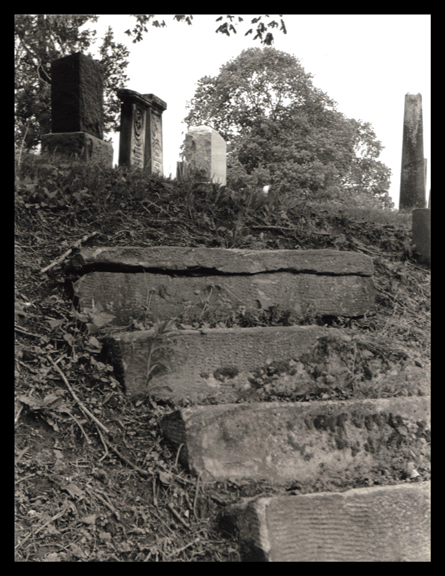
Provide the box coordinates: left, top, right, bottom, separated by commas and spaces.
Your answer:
125, 14, 287, 46
184, 47, 393, 209
14, 15, 129, 149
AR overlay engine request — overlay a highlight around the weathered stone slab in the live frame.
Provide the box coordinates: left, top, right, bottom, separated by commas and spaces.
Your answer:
50, 52, 105, 139
74, 270, 375, 324
412, 208, 431, 266
160, 397, 430, 484
101, 325, 328, 400
223, 482, 430, 561
182, 126, 226, 185
117, 89, 167, 174
41, 132, 113, 167
71, 247, 374, 276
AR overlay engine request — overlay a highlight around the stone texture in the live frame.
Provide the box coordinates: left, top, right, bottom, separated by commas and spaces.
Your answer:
223, 482, 430, 561
74, 270, 375, 325
71, 246, 374, 276
160, 397, 430, 484
101, 325, 329, 400
182, 126, 226, 185
51, 52, 105, 139
399, 93, 426, 210
41, 132, 113, 167
412, 208, 431, 266
117, 89, 167, 173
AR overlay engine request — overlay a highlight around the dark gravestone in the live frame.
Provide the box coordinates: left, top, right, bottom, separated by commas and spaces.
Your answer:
41, 52, 113, 167
51, 52, 104, 139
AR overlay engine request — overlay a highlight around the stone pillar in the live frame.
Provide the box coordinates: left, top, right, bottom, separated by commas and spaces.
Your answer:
41, 52, 113, 167
399, 93, 425, 210
180, 126, 226, 185
117, 89, 167, 174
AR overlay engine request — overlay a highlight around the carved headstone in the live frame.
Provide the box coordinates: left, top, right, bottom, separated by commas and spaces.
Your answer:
399, 93, 426, 210
41, 52, 113, 167
117, 89, 167, 174
180, 126, 226, 185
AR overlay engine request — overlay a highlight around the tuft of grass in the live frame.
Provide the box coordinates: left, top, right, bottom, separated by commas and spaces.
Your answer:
145, 319, 177, 395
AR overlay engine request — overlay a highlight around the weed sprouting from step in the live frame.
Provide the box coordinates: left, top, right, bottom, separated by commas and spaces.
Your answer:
145, 319, 177, 395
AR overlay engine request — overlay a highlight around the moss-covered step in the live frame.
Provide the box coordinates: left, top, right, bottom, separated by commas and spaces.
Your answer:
160, 396, 430, 485
72, 247, 375, 324
221, 482, 430, 561
101, 325, 329, 400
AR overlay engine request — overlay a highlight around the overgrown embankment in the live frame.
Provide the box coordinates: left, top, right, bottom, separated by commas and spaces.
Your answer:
15, 153, 430, 562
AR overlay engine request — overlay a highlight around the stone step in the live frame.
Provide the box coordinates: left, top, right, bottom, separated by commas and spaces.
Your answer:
101, 325, 329, 400
160, 396, 430, 484
70, 246, 374, 276
72, 248, 375, 325
221, 482, 430, 561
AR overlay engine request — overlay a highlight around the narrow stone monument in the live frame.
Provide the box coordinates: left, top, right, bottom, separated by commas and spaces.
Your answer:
117, 89, 167, 174
399, 93, 426, 210
41, 52, 113, 167
179, 126, 226, 185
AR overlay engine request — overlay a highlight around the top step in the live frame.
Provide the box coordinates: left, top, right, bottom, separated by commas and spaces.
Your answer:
70, 247, 374, 276
71, 247, 376, 324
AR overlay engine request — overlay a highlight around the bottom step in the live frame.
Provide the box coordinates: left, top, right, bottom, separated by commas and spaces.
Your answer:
221, 482, 430, 562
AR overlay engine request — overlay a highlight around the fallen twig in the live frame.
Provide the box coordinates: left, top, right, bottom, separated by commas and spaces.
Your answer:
85, 486, 117, 514
15, 446, 29, 464
14, 404, 24, 426
68, 410, 92, 445
48, 355, 110, 436
40, 231, 98, 274
14, 325, 42, 339
97, 427, 109, 461
174, 443, 184, 468
164, 537, 200, 560
249, 225, 297, 231
15, 505, 69, 551
105, 439, 150, 477
193, 474, 200, 519
167, 502, 190, 529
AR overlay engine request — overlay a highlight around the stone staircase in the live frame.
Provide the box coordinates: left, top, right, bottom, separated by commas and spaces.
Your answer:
70, 245, 430, 562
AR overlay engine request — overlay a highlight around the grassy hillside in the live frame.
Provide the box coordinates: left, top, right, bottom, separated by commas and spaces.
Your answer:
15, 152, 430, 562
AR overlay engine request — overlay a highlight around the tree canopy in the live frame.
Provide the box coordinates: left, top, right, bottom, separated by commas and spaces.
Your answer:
14, 15, 129, 149
184, 48, 393, 209
125, 15, 287, 46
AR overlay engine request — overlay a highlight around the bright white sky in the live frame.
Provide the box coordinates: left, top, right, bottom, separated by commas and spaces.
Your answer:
84, 14, 430, 209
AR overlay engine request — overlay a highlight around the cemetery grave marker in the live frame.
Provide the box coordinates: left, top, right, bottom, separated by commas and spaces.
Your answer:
117, 89, 167, 174
41, 52, 113, 167
399, 92, 426, 210
178, 126, 227, 185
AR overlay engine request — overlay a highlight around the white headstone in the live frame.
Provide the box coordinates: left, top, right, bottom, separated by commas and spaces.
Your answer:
182, 126, 226, 185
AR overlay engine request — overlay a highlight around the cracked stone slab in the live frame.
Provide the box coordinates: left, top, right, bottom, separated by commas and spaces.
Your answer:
160, 397, 430, 484
101, 325, 329, 400
70, 247, 374, 276
222, 482, 430, 561
74, 270, 375, 325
